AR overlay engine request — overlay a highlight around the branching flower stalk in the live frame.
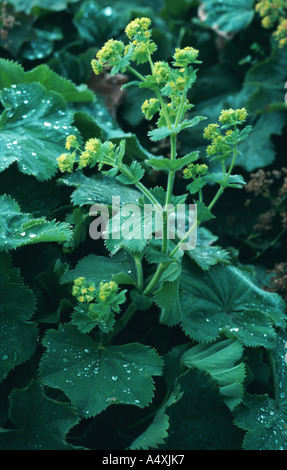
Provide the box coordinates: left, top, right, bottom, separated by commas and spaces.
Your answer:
57, 18, 252, 340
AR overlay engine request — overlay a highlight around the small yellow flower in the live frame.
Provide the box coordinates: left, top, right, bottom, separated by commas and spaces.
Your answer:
183, 163, 208, 179
98, 281, 118, 302
125, 17, 151, 40
91, 59, 103, 75
203, 123, 220, 140
78, 150, 94, 169
57, 152, 75, 173
65, 135, 78, 150
170, 77, 186, 93
85, 138, 101, 153
141, 98, 160, 120
153, 61, 170, 84
173, 46, 199, 67
96, 39, 125, 63
74, 277, 85, 286
219, 108, 247, 125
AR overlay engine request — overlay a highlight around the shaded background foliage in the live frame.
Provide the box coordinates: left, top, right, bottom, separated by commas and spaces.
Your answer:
0, 0, 287, 450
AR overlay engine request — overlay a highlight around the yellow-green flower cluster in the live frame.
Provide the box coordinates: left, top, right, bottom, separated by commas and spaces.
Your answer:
273, 17, 287, 47
173, 47, 200, 67
203, 123, 220, 140
255, 0, 287, 48
98, 281, 118, 302
183, 163, 208, 179
78, 138, 102, 169
57, 152, 76, 173
153, 61, 171, 85
203, 108, 248, 159
141, 98, 160, 120
205, 135, 231, 157
65, 134, 78, 151
72, 277, 119, 304
125, 17, 152, 41
218, 108, 248, 125
72, 277, 96, 303
169, 76, 187, 93
91, 39, 125, 75
58, 134, 117, 173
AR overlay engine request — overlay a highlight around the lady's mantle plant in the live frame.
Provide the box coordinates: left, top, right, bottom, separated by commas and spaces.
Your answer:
1, 17, 287, 451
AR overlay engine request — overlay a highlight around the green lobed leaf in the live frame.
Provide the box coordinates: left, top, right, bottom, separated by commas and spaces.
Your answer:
128, 386, 183, 450
0, 59, 94, 103
233, 331, 287, 449
0, 380, 83, 450
163, 369, 243, 449
116, 161, 145, 185
180, 260, 286, 347
0, 82, 79, 180
0, 263, 38, 383
0, 194, 72, 251
238, 113, 286, 171
201, 0, 255, 33
153, 277, 183, 327
59, 172, 141, 207
61, 251, 137, 287
104, 203, 155, 255
181, 338, 246, 410
8, 0, 80, 13
39, 324, 163, 417
234, 393, 287, 450
188, 227, 230, 270
146, 151, 199, 172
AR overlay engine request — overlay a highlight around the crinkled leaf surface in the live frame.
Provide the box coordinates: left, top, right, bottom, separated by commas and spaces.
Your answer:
8, 0, 80, 13
181, 338, 246, 410
153, 277, 182, 327
180, 261, 286, 347
0, 59, 94, 103
0, 82, 78, 180
0, 380, 82, 450
234, 332, 287, 450
238, 112, 286, 171
39, 324, 163, 417
202, 0, 255, 33
163, 369, 243, 450
0, 263, 37, 383
128, 387, 182, 450
61, 251, 137, 286
187, 227, 230, 270
0, 194, 72, 251
59, 172, 140, 207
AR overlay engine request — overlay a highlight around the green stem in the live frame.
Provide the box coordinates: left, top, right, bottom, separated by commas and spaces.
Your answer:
169, 220, 198, 257
105, 302, 137, 343
226, 126, 238, 180
162, 134, 177, 253
134, 255, 143, 292
127, 66, 145, 82
208, 126, 238, 211
136, 181, 162, 210
199, 188, 203, 203
155, 89, 172, 130
208, 186, 224, 211
174, 91, 186, 129
143, 262, 168, 296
